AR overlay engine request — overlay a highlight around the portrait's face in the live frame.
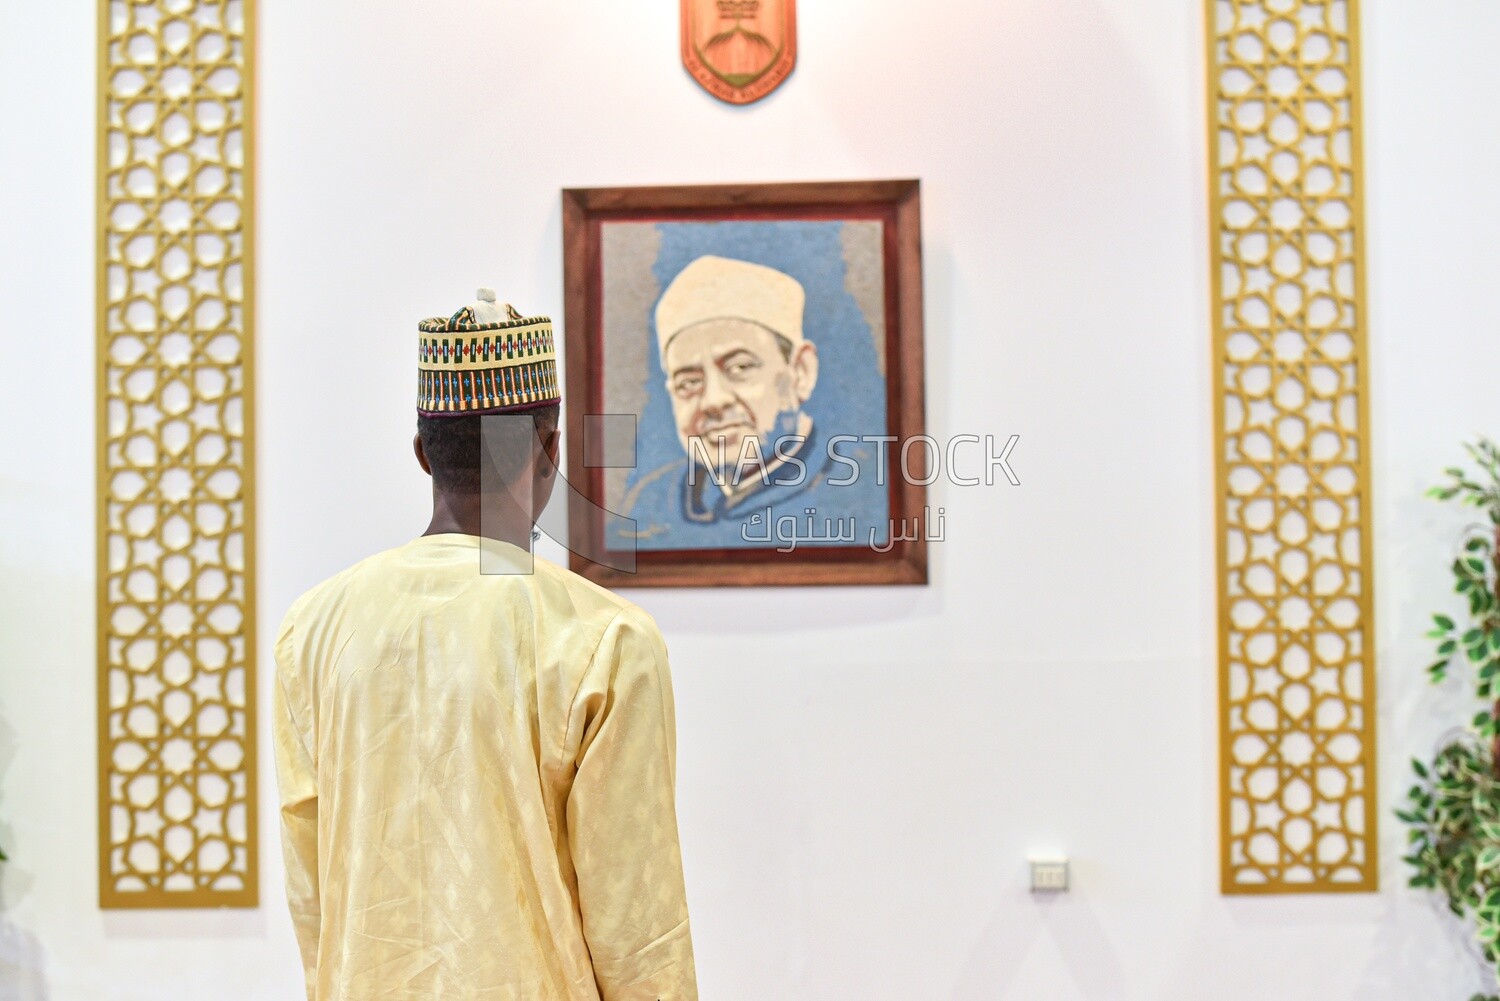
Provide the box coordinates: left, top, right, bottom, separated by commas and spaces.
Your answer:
663, 319, 818, 468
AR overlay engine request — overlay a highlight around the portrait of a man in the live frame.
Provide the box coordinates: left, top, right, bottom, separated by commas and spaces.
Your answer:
656, 255, 823, 521
562, 180, 928, 587
600, 220, 891, 551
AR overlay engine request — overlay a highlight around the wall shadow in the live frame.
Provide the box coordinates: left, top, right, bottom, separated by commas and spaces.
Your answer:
0, 701, 49, 1000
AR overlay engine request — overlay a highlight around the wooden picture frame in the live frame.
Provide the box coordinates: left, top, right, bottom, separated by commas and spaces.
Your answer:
561, 180, 927, 587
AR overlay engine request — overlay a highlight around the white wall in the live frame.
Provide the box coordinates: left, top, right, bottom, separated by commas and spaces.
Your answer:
3, 0, 1499, 997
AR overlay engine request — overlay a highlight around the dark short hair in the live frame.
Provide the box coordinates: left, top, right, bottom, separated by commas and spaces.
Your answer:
417, 404, 559, 493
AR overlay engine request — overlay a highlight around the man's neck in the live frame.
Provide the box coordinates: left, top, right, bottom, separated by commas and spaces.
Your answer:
424, 491, 535, 551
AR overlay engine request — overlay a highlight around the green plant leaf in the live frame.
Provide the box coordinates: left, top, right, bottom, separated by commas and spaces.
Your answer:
1405, 446, 1500, 983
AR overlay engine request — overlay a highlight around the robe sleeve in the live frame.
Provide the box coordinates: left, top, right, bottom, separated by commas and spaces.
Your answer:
566, 606, 698, 1001
273, 612, 321, 1001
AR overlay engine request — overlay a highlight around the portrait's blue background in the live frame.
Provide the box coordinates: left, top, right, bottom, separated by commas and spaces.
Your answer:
620, 219, 891, 550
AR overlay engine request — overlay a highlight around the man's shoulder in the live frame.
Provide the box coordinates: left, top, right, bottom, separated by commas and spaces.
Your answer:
277, 539, 664, 651
620, 458, 689, 518
530, 554, 656, 632
277, 542, 408, 635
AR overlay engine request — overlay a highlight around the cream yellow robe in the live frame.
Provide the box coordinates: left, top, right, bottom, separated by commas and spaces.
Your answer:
273, 534, 696, 1000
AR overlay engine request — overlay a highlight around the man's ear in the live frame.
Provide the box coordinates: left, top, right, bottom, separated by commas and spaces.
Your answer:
413, 432, 432, 476
539, 427, 561, 477
790, 341, 819, 404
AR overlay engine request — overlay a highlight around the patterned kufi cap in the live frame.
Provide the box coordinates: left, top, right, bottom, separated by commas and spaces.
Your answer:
417, 288, 560, 416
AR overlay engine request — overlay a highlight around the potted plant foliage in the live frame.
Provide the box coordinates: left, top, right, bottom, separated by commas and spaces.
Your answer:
1401, 438, 1500, 1001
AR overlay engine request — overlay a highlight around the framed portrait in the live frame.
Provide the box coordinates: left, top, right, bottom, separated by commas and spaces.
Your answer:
560, 180, 928, 587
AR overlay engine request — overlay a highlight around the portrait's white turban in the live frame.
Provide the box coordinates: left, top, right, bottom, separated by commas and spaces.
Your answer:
654, 255, 806, 359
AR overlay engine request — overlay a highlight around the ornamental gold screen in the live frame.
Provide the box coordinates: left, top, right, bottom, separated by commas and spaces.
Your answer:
1206, 0, 1376, 894
97, 0, 256, 907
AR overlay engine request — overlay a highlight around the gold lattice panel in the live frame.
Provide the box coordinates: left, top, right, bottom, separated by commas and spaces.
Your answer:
1208, 0, 1375, 894
97, 0, 256, 908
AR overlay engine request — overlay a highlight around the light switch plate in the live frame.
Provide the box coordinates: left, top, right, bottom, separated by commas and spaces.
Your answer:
1030, 858, 1069, 893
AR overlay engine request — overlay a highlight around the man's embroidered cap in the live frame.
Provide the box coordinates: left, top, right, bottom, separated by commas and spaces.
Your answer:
417, 288, 560, 416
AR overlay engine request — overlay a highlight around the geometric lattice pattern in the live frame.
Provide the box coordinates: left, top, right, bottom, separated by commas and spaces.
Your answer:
98, 0, 256, 907
1207, 0, 1377, 893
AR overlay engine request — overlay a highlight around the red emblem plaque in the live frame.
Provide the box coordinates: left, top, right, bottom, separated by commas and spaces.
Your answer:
681, 0, 797, 105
